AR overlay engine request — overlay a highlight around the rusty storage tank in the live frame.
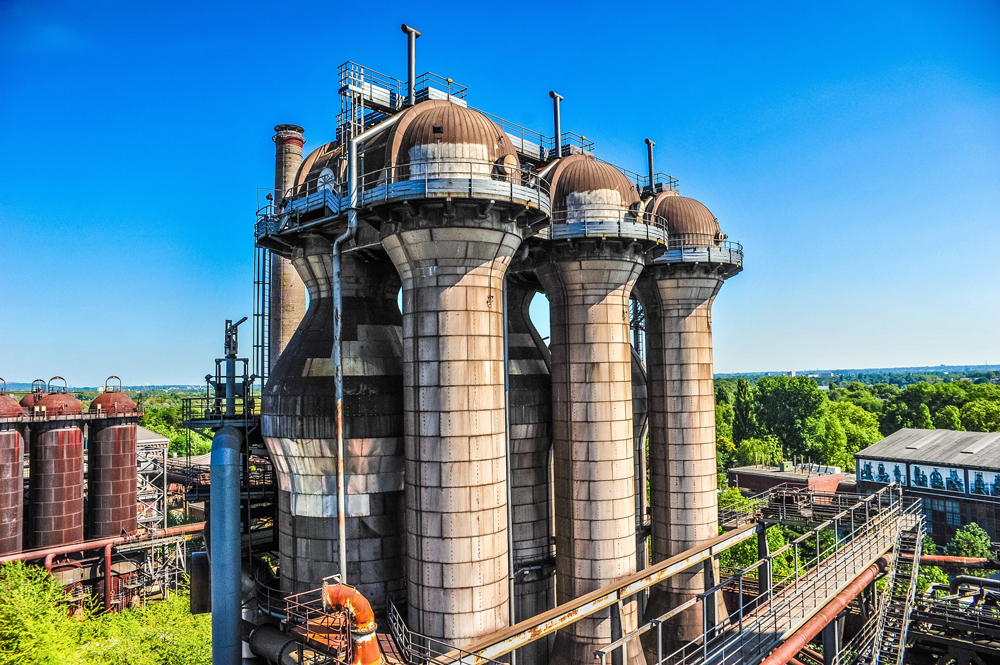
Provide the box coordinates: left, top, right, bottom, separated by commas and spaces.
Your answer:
0, 382, 25, 554
19, 380, 48, 411
29, 389, 85, 548
261, 227, 406, 614
87, 378, 138, 539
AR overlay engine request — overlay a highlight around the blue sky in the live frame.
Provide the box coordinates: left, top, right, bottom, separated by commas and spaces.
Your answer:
1, 0, 997, 386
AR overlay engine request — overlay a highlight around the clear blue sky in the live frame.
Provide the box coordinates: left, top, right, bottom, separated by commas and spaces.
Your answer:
1, 0, 997, 386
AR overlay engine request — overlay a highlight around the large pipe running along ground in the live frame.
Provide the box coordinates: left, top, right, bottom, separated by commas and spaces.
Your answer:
0, 522, 205, 565
210, 426, 244, 665
333, 114, 402, 581
323, 584, 385, 665
758, 554, 891, 665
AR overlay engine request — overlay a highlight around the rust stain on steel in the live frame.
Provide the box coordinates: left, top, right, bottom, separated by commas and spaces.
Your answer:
29, 425, 84, 548
431, 522, 759, 663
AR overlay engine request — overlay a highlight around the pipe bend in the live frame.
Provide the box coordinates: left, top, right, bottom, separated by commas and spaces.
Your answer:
322, 583, 384, 665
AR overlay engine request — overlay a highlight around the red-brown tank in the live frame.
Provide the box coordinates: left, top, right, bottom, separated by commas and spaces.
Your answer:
29, 391, 84, 548
19, 380, 48, 411
87, 381, 138, 539
0, 385, 25, 555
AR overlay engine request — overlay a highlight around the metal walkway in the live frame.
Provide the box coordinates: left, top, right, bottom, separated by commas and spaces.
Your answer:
870, 520, 923, 665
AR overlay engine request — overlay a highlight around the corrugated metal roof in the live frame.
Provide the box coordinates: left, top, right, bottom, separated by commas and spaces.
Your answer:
857, 428, 1000, 470
136, 426, 170, 444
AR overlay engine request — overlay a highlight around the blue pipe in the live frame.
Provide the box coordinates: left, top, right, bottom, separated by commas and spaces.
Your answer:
211, 426, 243, 665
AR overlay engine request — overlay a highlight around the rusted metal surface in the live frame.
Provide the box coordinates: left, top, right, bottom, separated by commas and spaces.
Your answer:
29, 424, 84, 548
35, 392, 83, 416
430, 523, 758, 664
0, 425, 24, 554
907, 555, 994, 568
0, 521, 204, 564
89, 391, 138, 415
651, 195, 722, 243
87, 422, 138, 539
546, 155, 640, 212
19, 389, 47, 409
759, 555, 892, 665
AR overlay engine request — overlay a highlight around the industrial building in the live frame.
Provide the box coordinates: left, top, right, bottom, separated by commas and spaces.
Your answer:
0, 377, 197, 612
856, 428, 1000, 544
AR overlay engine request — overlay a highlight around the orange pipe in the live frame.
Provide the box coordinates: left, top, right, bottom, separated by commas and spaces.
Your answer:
904, 554, 994, 568
322, 583, 384, 665
760, 554, 891, 665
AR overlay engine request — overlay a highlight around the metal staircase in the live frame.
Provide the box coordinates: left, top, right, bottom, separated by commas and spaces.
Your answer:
871, 518, 924, 665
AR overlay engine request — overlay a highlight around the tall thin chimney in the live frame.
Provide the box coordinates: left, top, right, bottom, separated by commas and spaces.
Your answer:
645, 138, 656, 190
270, 125, 308, 370
401, 24, 421, 107
549, 91, 564, 158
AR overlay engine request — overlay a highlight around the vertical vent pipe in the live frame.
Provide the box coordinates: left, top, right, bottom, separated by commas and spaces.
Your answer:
333, 113, 402, 582
644, 138, 655, 191
549, 91, 563, 158
401, 24, 421, 107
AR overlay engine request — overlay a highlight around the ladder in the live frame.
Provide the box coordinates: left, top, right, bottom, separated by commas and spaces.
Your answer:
872, 519, 924, 665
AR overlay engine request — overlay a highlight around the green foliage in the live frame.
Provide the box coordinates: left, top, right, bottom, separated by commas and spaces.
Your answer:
716, 436, 737, 475
717, 488, 794, 578
0, 562, 80, 665
732, 378, 760, 443
755, 376, 828, 459
828, 382, 883, 414
945, 523, 993, 559
932, 405, 965, 431
140, 393, 212, 456
733, 435, 783, 468
827, 401, 882, 459
715, 402, 734, 442
959, 399, 1000, 433
917, 536, 949, 596
0, 563, 210, 665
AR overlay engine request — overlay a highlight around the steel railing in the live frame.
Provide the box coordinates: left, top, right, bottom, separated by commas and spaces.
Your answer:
387, 601, 506, 665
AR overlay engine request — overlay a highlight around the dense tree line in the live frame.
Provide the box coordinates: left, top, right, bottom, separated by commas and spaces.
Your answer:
715, 376, 1000, 475
139, 392, 212, 457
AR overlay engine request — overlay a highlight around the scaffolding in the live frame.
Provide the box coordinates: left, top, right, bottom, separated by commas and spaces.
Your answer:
136, 436, 168, 531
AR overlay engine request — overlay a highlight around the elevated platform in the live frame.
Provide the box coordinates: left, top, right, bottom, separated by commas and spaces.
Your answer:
540, 207, 668, 246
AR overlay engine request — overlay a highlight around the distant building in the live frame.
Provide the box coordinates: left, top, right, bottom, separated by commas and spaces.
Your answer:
728, 463, 850, 494
856, 429, 1000, 544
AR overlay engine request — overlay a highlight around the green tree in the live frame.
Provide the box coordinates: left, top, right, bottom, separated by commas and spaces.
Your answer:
917, 536, 949, 595
733, 435, 783, 468
0, 562, 80, 665
960, 399, 1000, 432
816, 411, 849, 470
945, 523, 993, 559
732, 378, 760, 443
933, 405, 965, 431
716, 402, 734, 441
717, 488, 793, 578
828, 401, 882, 457
717, 436, 737, 475
755, 376, 828, 458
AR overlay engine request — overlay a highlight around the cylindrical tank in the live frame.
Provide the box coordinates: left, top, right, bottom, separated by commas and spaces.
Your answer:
0, 391, 25, 555
87, 386, 138, 539
29, 391, 84, 548
270, 124, 308, 369
262, 229, 406, 614
506, 280, 555, 665
536, 156, 646, 665
19, 381, 48, 411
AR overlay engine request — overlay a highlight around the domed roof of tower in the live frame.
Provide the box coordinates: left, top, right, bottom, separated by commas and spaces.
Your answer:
37, 392, 83, 416
295, 141, 344, 196
653, 195, 722, 240
393, 101, 517, 166
19, 391, 47, 409
90, 391, 137, 415
0, 394, 23, 418
547, 155, 640, 212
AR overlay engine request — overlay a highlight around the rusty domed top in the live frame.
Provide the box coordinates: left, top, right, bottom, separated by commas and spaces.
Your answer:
90, 391, 137, 415
0, 394, 23, 418
295, 141, 344, 195
36, 392, 83, 416
547, 155, 640, 212
393, 101, 516, 167
19, 391, 47, 408
653, 195, 722, 241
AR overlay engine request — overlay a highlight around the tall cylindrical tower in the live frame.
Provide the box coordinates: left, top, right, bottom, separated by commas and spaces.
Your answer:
369, 100, 546, 645
0, 392, 24, 555
261, 229, 406, 612
270, 124, 309, 369
637, 194, 742, 645
29, 391, 84, 548
536, 155, 659, 665
87, 386, 138, 539
506, 279, 555, 665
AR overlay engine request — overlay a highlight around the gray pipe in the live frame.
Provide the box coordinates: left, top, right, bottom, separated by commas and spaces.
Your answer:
549, 91, 563, 158
950, 575, 1000, 595
401, 24, 421, 107
211, 426, 244, 665
644, 138, 655, 189
333, 113, 404, 582
242, 621, 296, 665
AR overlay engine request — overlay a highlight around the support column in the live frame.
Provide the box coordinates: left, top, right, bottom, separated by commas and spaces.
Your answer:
507, 281, 555, 665
821, 617, 840, 665
639, 265, 725, 645
536, 241, 646, 665
381, 211, 522, 645
270, 124, 308, 369
758, 524, 772, 599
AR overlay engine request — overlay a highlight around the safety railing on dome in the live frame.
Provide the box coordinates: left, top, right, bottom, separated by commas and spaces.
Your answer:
542, 206, 668, 243
657, 238, 744, 267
